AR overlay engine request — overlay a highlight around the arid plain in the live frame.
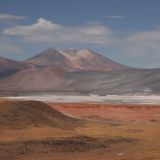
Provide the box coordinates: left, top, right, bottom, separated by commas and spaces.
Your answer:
0, 98, 160, 160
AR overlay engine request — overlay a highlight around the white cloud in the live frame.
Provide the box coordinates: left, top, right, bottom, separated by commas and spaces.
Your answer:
0, 35, 24, 54
107, 15, 126, 19
3, 18, 112, 45
3, 18, 61, 36
0, 14, 28, 20
0, 42, 23, 54
111, 29, 160, 67
119, 30, 160, 57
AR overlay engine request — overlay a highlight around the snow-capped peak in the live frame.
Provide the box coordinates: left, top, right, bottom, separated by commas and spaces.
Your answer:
77, 49, 93, 57
60, 48, 93, 60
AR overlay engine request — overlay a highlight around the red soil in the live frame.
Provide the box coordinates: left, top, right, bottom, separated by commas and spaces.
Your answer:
49, 103, 160, 123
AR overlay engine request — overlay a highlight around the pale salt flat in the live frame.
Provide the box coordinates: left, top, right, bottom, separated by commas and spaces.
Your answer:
4, 94, 160, 105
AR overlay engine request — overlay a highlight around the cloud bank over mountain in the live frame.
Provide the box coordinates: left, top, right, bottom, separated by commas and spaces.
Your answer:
1, 16, 160, 68
3, 18, 112, 45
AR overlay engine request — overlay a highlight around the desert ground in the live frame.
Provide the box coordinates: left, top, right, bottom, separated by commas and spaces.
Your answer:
0, 98, 160, 160
49, 102, 160, 123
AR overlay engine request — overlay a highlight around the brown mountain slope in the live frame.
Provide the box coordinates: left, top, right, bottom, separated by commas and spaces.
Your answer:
27, 48, 130, 72
60, 48, 130, 71
0, 56, 31, 78
27, 48, 74, 71
0, 48, 150, 94
0, 66, 67, 91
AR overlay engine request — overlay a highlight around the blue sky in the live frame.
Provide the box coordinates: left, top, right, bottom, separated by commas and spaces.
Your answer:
0, 0, 160, 68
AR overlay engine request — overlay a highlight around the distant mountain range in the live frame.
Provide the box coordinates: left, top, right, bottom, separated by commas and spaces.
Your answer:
0, 48, 160, 95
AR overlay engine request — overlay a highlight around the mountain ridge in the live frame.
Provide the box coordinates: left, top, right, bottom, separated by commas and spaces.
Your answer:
0, 48, 160, 95
26, 48, 131, 72
0, 56, 32, 78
